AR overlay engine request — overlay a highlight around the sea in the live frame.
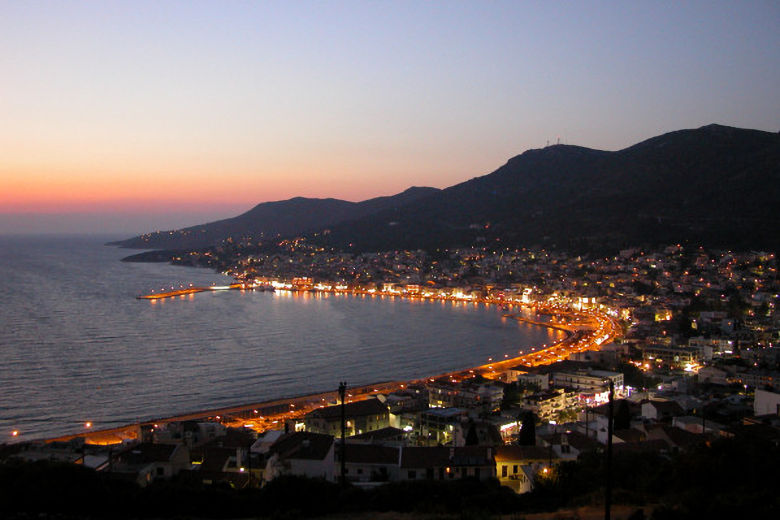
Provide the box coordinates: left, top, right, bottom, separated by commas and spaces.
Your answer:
0, 234, 565, 441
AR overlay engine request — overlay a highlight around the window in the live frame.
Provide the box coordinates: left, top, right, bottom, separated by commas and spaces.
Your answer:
513, 465, 518, 474
502, 465, 507, 477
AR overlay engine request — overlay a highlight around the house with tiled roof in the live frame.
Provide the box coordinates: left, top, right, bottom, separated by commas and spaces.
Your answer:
641, 399, 685, 421
539, 430, 602, 460
264, 432, 335, 482
304, 398, 389, 437
494, 445, 556, 494
399, 446, 495, 482
454, 419, 504, 447
348, 426, 406, 446
339, 444, 400, 484
190, 445, 253, 488
645, 424, 701, 451
108, 442, 190, 487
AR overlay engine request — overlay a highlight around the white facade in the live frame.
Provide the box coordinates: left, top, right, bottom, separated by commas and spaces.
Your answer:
754, 388, 780, 416
552, 369, 624, 393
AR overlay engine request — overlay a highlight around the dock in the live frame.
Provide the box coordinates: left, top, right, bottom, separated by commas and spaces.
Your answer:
137, 283, 250, 300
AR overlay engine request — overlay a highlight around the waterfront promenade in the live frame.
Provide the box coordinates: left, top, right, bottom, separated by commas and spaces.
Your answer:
43, 294, 620, 445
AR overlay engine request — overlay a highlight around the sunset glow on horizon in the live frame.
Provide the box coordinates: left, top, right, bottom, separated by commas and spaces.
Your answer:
2, 1, 778, 234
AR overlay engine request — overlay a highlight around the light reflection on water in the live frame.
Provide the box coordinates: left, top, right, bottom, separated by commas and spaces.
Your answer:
0, 235, 563, 441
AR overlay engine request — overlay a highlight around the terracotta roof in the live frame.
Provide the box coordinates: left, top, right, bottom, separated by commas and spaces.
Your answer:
400, 447, 451, 468
305, 398, 388, 420
341, 444, 399, 465
349, 426, 405, 441
451, 446, 494, 466
399, 446, 495, 468
645, 400, 685, 416
269, 432, 334, 461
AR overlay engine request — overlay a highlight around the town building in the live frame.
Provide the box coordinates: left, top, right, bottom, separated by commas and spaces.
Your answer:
551, 368, 624, 393
304, 398, 389, 437
264, 431, 335, 482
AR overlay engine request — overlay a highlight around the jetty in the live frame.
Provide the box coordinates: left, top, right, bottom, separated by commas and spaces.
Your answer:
137, 283, 267, 300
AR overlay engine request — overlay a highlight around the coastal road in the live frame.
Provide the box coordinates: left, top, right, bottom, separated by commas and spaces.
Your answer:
41, 303, 621, 444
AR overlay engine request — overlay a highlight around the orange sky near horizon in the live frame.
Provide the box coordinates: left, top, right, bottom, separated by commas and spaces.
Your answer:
2, 2, 778, 234
0, 151, 463, 214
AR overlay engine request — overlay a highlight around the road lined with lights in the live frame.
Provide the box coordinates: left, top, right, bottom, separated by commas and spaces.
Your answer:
28, 289, 621, 445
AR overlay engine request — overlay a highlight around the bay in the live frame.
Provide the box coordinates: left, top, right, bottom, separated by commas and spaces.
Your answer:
0, 235, 564, 441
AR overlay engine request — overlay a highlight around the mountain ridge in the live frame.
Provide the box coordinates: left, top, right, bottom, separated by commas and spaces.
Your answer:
108, 186, 440, 249
112, 124, 780, 254
314, 124, 779, 253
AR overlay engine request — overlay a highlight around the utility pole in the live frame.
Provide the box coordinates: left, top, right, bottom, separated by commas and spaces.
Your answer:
585, 406, 589, 438
605, 380, 614, 520
339, 381, 347, 488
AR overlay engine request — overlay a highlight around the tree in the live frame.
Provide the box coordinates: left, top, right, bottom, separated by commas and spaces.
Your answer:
519, 411, 536, 446
501, 382, 522, 410
465, 421, 479, 446
614, 400, 631, 430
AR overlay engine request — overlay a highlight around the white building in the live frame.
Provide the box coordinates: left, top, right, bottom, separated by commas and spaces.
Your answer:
264, 432, 335, 482
551, 369, 624, 393
754, 388, 780, 416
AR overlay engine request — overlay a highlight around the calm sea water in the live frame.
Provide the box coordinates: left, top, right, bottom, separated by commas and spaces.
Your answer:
0, 235, 564, 441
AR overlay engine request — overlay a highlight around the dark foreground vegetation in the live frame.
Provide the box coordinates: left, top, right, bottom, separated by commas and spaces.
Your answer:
2, 435, 778, 519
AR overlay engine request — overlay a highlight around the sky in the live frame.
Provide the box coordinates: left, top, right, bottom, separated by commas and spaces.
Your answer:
1, 1, 778, 235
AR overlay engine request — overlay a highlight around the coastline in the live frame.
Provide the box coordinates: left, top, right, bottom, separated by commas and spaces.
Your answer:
40, 298, 619, 446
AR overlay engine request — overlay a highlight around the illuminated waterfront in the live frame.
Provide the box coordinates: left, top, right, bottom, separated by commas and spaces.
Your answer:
0, 235, 565, 441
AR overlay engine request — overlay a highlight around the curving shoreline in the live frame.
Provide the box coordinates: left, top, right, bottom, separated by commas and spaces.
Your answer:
39, 294, 620, 446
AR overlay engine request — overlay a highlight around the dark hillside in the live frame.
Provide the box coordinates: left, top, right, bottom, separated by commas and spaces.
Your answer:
109, 186, 439, 249
318, 124, 780, 253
